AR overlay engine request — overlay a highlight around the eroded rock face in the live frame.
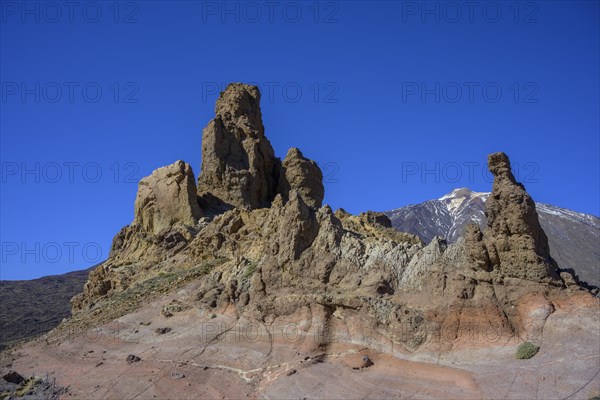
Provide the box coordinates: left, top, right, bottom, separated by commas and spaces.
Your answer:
71, 161, 202, 312
483, 152, 559, 281
464, 224, 491, 272
278, 148, 324, 209
134, 160, 202, 235
197, 83, 279, 210
265, 191, 320, 263
70, 83, 588, 362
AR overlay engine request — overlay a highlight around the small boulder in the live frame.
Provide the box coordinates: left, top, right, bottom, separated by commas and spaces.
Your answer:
126, 354, 141, 363
2, 370, 25, 384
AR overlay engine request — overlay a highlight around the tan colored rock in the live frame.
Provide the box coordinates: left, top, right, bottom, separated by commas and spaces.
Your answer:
560, 271, 578, 287
359, 211, 392, 228
267, 190, 320, 262
277, 148, 324, 208
134, 160, 202, 235
197, 83, 279, 210
464, 224, 491, 272
482, 152, 559, 281
70, 87, 584, 371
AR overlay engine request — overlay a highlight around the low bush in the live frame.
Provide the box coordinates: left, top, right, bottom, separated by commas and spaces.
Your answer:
515, 342, 539, 359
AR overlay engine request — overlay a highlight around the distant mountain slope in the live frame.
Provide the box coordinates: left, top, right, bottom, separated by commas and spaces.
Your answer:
385, 188, 600, 287
0, 267, 94, 349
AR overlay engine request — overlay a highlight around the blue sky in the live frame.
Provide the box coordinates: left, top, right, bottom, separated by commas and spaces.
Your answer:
1, 1, 598, 280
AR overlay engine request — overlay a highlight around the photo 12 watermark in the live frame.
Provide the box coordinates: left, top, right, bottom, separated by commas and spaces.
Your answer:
400, 161, 540, 184
1, 161, 141, 184
199, 1, 340, 24
1, 1, 140, 24
399, 1, 540, 24
201, 81, 340, 104
401, 81, 539, 104
1, 241, 104, 264
1, 82, 140, 104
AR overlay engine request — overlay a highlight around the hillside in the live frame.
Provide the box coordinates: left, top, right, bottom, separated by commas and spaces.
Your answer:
0, 267, 94, 350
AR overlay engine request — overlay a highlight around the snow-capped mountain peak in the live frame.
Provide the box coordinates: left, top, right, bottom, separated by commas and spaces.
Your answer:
438, 188, 489, 217
438, 187, 487, 201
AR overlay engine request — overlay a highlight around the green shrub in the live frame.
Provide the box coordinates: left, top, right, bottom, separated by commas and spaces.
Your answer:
516, 342, 539, 359
242, 263, 257, 280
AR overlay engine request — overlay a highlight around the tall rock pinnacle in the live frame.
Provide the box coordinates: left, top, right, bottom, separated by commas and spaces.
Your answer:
482, 152, 558, 281
197, 83, 279, 210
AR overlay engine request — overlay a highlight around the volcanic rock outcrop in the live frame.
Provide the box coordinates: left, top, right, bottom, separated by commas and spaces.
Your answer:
69, 82, 593, 359
277, 148, 324, 208
197, 83, 280, 210
466, 152, 560, 282
6, 82, 599, 400
134, 160, 202, 235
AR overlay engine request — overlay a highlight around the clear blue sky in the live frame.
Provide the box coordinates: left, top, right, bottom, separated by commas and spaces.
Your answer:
1, 1, 598, 280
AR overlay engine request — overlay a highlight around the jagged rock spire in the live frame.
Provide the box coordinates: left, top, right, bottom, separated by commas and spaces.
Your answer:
197, 83, 324, 211
472, 152, 559, 281
197, 83, 279, 210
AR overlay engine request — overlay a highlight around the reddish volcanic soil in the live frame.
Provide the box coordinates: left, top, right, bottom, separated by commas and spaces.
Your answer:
2, 281, 598, 399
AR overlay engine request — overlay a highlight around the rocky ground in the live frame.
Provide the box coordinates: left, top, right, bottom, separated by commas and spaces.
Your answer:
2, 279, 597, 399
1, 83, 598, 399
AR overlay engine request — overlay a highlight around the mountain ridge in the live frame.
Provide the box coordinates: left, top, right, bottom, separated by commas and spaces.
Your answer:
0, 266, 95, 350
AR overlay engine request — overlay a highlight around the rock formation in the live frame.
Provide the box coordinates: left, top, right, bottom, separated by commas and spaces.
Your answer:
197, 83, 280, 210
359, 211, 393, 228
69, 82, 592, 359
470, 152, 559, 282
277, 148, 324, 208
196, 83, 324, 212
7, 82, 598, 400
134, 160, 202, 235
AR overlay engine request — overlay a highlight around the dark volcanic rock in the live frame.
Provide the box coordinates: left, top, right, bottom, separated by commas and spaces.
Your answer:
3, 370, 25, 384
126, 354, 141, 363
